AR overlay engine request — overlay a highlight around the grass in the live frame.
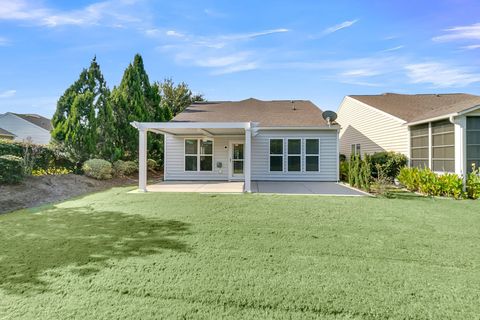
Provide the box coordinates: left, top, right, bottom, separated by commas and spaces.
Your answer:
0, 189, 479, 319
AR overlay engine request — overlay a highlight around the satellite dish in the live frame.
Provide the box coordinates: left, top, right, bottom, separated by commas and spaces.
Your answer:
322, 110, 337, 125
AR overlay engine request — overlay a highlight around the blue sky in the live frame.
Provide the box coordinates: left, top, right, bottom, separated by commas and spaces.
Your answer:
1, 0, 480, 117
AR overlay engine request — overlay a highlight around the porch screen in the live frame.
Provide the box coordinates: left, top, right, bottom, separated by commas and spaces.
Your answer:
467, 117, 480, 173
410, 123, 429, 169
431, 120, 454, 172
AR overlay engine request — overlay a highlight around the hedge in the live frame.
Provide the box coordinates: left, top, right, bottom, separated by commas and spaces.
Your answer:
0, 155, 23, 184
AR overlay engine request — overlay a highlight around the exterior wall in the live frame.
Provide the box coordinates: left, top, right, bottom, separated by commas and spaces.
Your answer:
164, 129, 339, 182
0, 113, 51, 145
251, 130, 338, 181
337, 96, 409, 158
164, 134, 238, 180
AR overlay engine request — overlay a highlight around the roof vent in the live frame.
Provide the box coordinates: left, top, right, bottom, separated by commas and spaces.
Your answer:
291, 100, 296, 111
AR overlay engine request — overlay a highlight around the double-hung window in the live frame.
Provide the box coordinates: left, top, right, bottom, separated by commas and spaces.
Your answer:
351, 144, 361, 156
287, 139, 301, 171
185, 139, 213, 171
305, 139, 320, 171
269, 139, 283, 171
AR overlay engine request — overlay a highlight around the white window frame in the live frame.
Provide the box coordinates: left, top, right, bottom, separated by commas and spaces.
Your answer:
184, 138, 214, 172
287, 138, 302, 172
305, 138, 320, 172
351, 143, 361, 156
269, 138, 284, 172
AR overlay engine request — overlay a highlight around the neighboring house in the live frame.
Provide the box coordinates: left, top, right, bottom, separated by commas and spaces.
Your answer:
131, 98, 340, 192
0, 112, 52, 145
337, 93, 480, 175
0, 127, 15, 140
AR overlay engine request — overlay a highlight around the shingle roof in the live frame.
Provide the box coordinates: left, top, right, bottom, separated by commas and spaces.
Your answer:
172, 98, 331, 127
349, 93, 480, 123
12, 113, 53, 131
0, 127, 15, 137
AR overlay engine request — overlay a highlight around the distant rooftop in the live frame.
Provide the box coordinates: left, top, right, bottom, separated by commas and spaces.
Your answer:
12, 113, 53, 131
0, 127, 15, 137
349, 93, 480, 123
172, 98, 332, 127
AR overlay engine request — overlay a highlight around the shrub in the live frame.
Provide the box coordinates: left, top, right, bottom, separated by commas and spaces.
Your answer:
82, 159, 112, 180
418, 168, 441, 196
339, 160, 349, 181
147, 159, 157, 171
397, 167, 420, 191
0, 155, 24, 184
123, 161, 137, 175
347, 154, 371, 191
370, 151, 408, 180
113, 160, 127, 176
32, 167, 72, 176
466, 164, 480, 200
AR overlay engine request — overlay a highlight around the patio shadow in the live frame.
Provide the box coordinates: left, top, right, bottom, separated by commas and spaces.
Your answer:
0, 207, 190, 294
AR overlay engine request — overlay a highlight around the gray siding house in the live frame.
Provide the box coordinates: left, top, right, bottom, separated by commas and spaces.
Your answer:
132, 98, 340, 192
337, 93, 480, 175
0, 112, 52, 145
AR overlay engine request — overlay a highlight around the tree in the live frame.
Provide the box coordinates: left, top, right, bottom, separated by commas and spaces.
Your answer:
111, 54, 160, 160
51, 57, 113, 163
159, 78, 204, 116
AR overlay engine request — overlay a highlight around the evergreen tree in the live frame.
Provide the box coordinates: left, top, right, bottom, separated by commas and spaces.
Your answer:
111, 54, 158, 159
51, 57, 113, 162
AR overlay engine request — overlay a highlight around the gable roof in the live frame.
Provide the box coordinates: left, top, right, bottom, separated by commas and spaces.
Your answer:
172, 98, 331, 127
349, 93, 480, 123
0, 127, 15, 137
11, 113, 53, 131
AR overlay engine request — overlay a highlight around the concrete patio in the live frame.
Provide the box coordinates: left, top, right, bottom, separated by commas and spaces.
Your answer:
142, 181, 366, 196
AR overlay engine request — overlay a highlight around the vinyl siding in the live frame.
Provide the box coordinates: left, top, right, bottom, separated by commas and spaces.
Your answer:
164, 129, 339, 181
0, 113, 51, 145
337, 96, 409, 158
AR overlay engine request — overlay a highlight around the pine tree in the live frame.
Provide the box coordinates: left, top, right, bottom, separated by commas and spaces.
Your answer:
51, 57, 113, 162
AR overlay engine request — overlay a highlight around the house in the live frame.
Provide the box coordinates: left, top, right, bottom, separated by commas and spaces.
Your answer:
131, 98, 340, 192
0, 112, 52, 145
337, 93, 480, 175
0, 127, 15, 140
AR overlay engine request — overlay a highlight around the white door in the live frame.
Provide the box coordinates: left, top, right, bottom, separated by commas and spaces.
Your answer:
229, 141, 245, 180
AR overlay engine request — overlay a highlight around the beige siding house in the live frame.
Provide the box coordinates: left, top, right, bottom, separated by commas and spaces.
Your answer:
337, 93, 480, 176
0, 113, 52, 145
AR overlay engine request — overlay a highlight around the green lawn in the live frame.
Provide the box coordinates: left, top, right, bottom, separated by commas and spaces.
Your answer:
1, 189, 479, 319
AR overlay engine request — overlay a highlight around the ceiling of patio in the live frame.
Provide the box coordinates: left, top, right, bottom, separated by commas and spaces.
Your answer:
150, 127, 245, 136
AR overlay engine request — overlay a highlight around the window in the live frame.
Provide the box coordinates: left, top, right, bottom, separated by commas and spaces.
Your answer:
467, 117, 480, 173
185, 139, 213, 171
269, 139, 283, 171
410, 123, 429, 169
287, 139, 301, 171
431, 120, 454, 172
351, 144, 361, 156
305, 139, 319, 171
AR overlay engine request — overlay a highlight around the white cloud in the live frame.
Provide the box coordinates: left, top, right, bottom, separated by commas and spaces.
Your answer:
381, 45, 404, 52
322, 19, 358, 35
0, 0, 142, 27
405, 62, 480, 87
461, 44, 480, 50
166, 30, 185, 38
0, 90, 16, 98
433, 22, 480, 42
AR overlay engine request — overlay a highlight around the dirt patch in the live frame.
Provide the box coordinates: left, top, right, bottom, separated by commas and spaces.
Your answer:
0, 173, 162, 214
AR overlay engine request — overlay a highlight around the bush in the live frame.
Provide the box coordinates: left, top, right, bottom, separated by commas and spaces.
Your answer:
123, 161, 137, 175
347, 154, 371, 191
0, 155, 24, 184
397, 167, 420, 191
339, 160, 349, 181
82, 159, 112, 180
147, 159, 157, 171
466, 165, 480, 200
32, 167, 72, 176
370, 151, 407, 180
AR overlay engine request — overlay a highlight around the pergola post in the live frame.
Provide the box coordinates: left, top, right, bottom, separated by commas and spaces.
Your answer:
138, 128, 147, 192
244, 122, 252, 192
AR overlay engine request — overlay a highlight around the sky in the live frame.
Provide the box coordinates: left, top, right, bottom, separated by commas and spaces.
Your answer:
0, 0, 480, 117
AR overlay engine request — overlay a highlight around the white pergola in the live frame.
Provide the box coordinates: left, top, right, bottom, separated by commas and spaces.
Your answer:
130, 121, 253, 193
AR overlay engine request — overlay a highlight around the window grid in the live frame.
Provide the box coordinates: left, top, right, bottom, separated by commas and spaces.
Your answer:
287, 139, 301, 172
184, 138, 213, 172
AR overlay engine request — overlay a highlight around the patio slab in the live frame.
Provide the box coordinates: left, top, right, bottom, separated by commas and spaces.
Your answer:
146, 181, 244, 193
252, 181, 367, 196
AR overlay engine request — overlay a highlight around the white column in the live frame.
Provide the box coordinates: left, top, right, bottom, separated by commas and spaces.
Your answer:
452, 116, 466, 177
244, 123, 252, 192
428, 122, 432, 170
138, 128, 147, 192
